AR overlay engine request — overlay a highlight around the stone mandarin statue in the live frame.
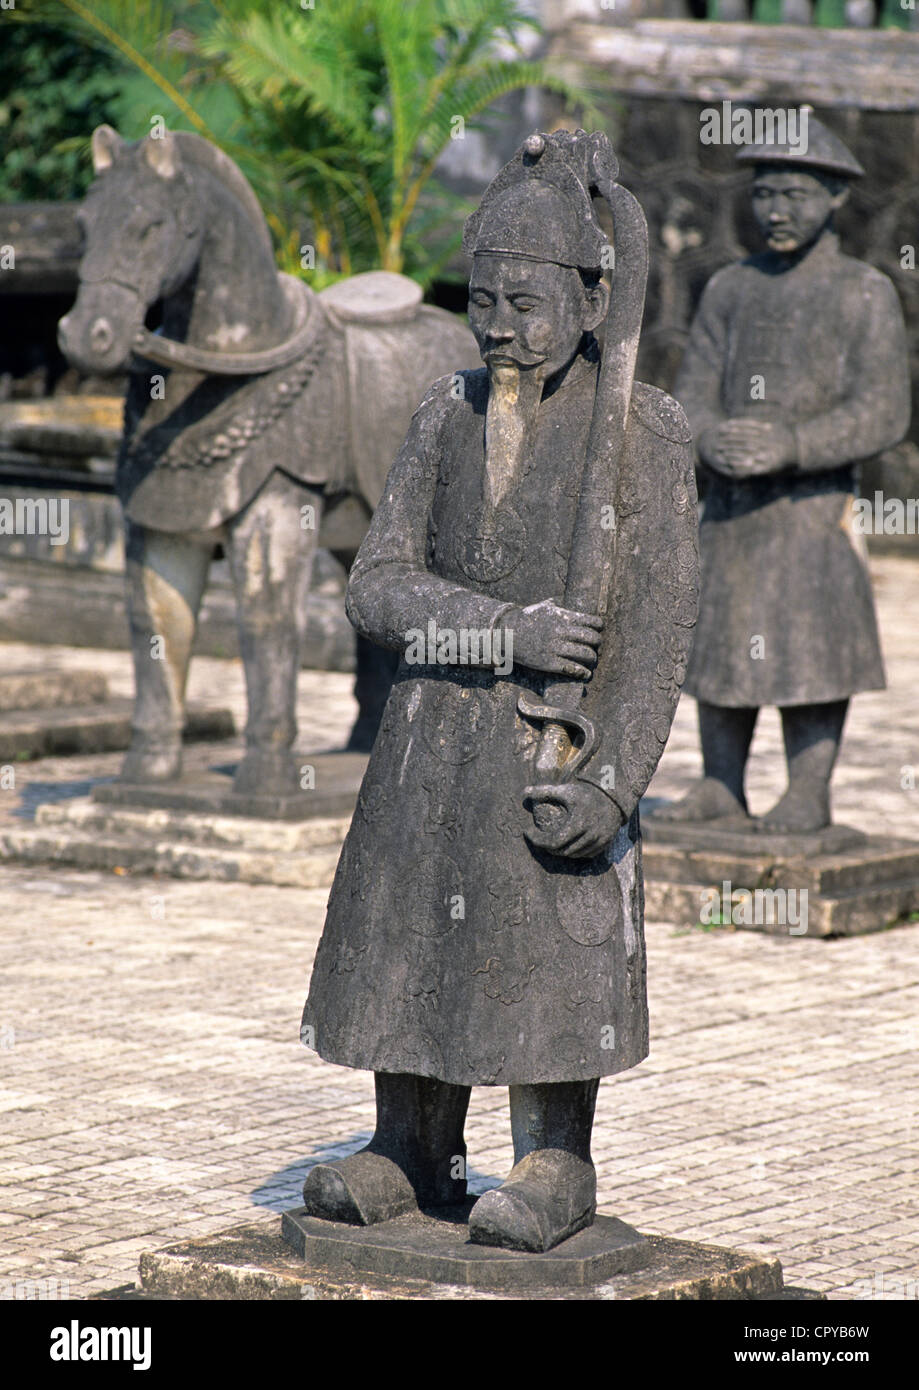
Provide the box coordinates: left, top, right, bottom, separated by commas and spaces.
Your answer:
300, 130, 699, 1253
661, 115, 910, 835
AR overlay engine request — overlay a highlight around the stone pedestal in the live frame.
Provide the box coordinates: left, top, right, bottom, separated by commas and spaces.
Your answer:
0, 751, 366, 885
138, 1211, 788, 1301
0, 668, 232, 762
92, 750, 367, 822
641, 816, 919, 937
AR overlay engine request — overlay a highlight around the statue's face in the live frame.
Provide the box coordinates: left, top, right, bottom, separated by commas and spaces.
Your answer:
467, 256, 604, 383
751, 167, 847, 254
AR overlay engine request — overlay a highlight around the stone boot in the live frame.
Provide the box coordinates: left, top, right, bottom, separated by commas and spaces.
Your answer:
468, 1149, 597, 1252
302, 1072, 470, 1225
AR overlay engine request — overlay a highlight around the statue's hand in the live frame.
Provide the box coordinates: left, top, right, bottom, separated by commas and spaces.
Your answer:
523, 780, 621, 859
506, 599, 603, 678
700, 419, 796, 478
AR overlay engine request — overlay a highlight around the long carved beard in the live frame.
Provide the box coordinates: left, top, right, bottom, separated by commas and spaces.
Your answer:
484, 362, 542, 509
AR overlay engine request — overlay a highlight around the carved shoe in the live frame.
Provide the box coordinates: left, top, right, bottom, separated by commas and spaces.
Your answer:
468, 1149, 597, 1252
301, 1150, 419, 1225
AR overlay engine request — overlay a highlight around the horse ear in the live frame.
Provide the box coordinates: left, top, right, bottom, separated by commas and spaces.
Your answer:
91, 125, 123, 173
144, 129, 179, 180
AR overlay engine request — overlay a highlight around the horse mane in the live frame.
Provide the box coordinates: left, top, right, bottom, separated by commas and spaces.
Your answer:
172, 131, 274, 261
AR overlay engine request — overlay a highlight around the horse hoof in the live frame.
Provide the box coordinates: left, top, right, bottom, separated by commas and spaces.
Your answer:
120, 743, 182, 783
232, 750, 300, 797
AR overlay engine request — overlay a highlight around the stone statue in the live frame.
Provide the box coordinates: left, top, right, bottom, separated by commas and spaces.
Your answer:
300, 130, 699, 1253
57, 126, 479, 787
659, 115, 910, 834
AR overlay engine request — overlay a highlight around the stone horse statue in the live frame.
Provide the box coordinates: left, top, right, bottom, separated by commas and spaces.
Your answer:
58, 126, 479, 793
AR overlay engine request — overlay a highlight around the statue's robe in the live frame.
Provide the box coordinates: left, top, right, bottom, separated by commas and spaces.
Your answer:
675, 231, 910, 709
302, 351, 699, 1087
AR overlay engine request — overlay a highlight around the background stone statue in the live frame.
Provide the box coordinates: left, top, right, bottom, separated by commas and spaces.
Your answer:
57, 126, 479, 789
300, 130, 699, 1253
660, 114, 910, 835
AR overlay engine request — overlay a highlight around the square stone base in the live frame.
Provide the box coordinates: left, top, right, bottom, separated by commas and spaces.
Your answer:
641, 820, 919, 937
138, 1211, 787, 1301
93, 750, 368, 821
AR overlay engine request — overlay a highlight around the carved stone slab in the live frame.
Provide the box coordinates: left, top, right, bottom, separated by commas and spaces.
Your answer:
137, 1213, 789, 1301
641, 823, 919, 937
92, 751, 368, 822
282, 1202, 650, 1291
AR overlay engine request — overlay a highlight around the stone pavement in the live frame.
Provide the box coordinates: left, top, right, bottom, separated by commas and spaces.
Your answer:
0, 553, 917, 1301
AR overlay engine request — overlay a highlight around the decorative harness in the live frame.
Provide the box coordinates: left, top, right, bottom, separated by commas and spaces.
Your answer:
122, 275, 329, 474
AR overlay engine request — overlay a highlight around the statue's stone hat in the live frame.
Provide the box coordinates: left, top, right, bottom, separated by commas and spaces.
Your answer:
737, 111, 864, 180
463, 130, 613, 271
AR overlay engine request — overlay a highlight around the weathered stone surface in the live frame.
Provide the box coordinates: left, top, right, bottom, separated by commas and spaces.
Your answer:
0, 668, 108, 711
0, 556, 357, 670
656, 117, 909, 839
0, 202, 83, 296
58, 126, 479, 770
138, 1215, 785, 1301
93, 751, 367, 821
0, 700, 231, 762
642, 831, 919, 937
299, 129, 700, 1257
553, 21, 919, 110
0, 396, 122, 457
284, 1202, 650, 1290
0, 797, 348, 887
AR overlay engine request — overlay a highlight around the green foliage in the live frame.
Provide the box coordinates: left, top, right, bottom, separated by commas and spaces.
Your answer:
0, 21, 122, 201
19, 0, 599, 285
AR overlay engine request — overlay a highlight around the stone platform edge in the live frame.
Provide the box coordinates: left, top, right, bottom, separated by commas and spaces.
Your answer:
136, 1215, 794, 1302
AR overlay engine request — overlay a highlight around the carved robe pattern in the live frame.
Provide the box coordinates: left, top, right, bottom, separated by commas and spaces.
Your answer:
302, 352, 699, 1085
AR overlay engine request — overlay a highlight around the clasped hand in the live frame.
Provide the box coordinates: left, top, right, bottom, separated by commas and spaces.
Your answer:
503, 599, 617, 857
523, 780, 621, 860
699, 419, 796, 478
506, 597, 603, 678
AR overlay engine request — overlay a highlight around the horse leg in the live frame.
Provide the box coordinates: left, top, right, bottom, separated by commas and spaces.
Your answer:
225, 470, 321, 797
330, 547, 399, 752
122, 521, 214, 781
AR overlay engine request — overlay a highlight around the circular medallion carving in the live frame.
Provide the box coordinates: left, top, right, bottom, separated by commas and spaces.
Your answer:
453, 503, 526, 583
421, 680, 496, 764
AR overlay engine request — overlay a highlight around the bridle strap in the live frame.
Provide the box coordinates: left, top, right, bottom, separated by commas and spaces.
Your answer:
129, 274, 321, 376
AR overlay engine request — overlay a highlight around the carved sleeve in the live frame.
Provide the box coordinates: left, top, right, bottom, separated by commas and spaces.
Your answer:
346, 377, 516, 653
575, 427, 700, 829
793, 274, 911, 473
672, 269, 732, 449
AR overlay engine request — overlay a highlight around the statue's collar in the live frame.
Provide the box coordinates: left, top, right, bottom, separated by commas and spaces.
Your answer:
541, 340, 600, 401
768, 227, 841, 274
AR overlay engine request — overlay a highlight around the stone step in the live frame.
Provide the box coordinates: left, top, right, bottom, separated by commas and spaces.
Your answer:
0, 669, 109, 711
34, 797, 351, 852
644, 875, 919, 939
0, 803, 345, 888
0, 700, 233, 762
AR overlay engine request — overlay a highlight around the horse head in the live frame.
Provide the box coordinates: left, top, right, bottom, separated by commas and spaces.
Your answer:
58, 126, 205, 374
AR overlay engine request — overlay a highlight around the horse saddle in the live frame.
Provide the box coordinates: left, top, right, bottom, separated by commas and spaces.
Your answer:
319, 271, 423, 327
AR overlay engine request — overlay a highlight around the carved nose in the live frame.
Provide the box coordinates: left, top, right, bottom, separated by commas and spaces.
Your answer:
89, 317, 114, 354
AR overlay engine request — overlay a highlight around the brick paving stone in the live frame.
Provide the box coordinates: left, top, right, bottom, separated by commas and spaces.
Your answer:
0, 554, 918, 1300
